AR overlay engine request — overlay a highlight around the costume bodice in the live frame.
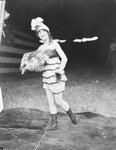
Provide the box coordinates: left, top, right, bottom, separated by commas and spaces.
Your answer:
45, 48, 59, 58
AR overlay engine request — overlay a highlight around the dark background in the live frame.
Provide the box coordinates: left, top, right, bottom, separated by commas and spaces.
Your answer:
5, 0, 116, 64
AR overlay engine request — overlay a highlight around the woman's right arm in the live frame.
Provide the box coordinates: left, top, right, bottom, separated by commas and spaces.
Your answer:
32, 45, 43, 56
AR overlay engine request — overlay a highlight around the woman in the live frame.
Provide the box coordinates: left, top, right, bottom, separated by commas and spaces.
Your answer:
22, 17, 77, 130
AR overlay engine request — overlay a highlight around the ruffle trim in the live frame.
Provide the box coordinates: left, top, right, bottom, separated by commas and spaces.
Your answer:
44, 63, 60, 71
46, 57, 60, 64
42, 70, 66, 78
43, 82, 66, 94
42, 76, 57, 83
42, 70, 55, 77
42, 74, 67, 84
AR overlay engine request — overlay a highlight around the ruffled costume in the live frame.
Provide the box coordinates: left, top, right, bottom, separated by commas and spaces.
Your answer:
42, 46, 67, 94
20, 42, 67, 94
20, 17, 67, 94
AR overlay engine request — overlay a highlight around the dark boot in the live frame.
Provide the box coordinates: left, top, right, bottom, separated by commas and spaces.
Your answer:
45, 114, 58, 131
66, 108, 77, 125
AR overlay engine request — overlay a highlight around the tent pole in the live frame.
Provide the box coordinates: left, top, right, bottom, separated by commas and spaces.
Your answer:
0, 0, 6, 44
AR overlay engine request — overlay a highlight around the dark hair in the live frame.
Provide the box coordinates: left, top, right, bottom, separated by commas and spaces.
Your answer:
36, 29, 53, 43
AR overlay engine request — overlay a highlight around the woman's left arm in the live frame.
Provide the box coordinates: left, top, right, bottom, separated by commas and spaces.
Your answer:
54, 41, 68, 74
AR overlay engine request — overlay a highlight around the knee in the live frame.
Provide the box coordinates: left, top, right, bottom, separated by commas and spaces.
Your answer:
55, 97, 62, 106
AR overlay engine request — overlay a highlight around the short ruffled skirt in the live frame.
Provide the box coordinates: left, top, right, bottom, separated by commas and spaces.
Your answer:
42, 57, 67, 94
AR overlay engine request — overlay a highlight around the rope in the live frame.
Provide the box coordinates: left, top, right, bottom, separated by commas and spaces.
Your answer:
33, 117, 51, 150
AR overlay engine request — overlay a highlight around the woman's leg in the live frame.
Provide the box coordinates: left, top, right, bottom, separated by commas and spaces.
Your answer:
54, 93, 77, 125
54, 93, 69, 112
45, 89, 58, 130
45, 89, 57, 114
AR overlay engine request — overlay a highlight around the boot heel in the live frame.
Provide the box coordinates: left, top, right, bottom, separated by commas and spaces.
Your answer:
66, 108, 77, 125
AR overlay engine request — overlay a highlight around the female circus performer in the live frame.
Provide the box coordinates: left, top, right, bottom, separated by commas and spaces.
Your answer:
20, 17, 77, 130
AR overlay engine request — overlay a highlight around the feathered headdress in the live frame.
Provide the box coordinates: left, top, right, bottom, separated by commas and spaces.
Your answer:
31, 17, 49, 32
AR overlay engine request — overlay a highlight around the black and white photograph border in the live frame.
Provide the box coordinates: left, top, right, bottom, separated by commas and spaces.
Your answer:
0, 0, 116, 149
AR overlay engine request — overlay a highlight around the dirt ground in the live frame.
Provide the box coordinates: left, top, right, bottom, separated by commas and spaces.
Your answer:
0, 108, 116, 150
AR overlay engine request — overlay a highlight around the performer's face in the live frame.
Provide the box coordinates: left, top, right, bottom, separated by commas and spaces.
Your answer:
38, 29, 48, 41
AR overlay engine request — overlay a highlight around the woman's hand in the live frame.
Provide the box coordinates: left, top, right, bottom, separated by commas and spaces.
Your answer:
53, 41, 68, 73
55, 69, 64, 81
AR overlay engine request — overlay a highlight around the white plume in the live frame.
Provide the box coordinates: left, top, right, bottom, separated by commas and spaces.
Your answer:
31, 17, 44, 31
